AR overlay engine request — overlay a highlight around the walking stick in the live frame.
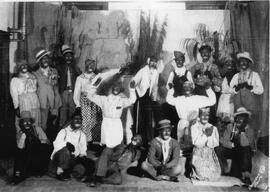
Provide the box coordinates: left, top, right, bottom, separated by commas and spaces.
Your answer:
135, 101, 139, 134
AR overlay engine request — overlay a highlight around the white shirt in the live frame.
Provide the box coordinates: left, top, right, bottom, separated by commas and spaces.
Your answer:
73, 73, 97, 107
230, 70, 264, 95
156, 137, 171, 164
51, 126, 87, 159
191, 122, 219, 148
166, 88, 216, 121
10, 73, 38, 108
88, 89, 136, 119
221, 77, 235, 94
133, 65, 159, 100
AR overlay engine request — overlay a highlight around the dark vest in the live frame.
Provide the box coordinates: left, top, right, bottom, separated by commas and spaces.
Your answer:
172, 70, 188, 97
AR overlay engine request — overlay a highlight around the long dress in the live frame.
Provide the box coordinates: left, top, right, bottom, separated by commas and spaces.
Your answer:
191, 122, 221, 181
74, 73, 102, 142
10, 73, 41, 126
10, 73, 41, 146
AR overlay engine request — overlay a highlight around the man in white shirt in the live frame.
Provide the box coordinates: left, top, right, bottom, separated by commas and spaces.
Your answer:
49, 114, 94, 181
87, 81, 136, 148
166, 81, 216, 147
230, 52, 264, 132
132, 56, 162, 146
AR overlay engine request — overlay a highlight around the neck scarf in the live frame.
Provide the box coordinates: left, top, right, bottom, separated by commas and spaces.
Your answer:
157, 137, 171, 163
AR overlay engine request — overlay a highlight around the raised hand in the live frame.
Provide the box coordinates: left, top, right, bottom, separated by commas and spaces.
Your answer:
168, 83, 173, 89
130, 80, 136, 89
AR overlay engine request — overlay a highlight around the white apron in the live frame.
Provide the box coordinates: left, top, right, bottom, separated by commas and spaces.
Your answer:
101, 117, 123, 148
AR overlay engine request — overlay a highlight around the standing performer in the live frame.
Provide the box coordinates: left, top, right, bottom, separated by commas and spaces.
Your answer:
190, 43, 222, 124
73, 58, 102, 142
216, 56, 237, 121
190, 43, 222, 96
230, 52, 264, 132
34, 50, 61, 131
10, 60, 41, 129
133, 56, 162, 146
164, 51, 193, 138
58, 44, 80, 127
87, 81, 136, 148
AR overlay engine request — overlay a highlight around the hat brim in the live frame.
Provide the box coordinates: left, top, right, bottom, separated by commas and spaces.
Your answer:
237, 56, 254, 64
199, 45, 212, 53
157, 125, 172, 130
36, 52, 50, 63
233, 111, 251, 118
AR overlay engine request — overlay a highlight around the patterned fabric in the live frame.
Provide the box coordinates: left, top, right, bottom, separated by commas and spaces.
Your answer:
80, 94, 102, 142
191, 147, 221, 181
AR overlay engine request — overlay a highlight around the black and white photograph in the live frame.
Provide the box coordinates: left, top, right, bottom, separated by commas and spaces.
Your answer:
0, 0, 269, 191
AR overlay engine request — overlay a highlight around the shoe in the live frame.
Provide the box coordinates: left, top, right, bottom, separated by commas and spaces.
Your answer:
56, 173, 71, 181
242, 177, 252, 185
9, 176, 25, 185
169, 176, 179, 182
86, 176, 102, 187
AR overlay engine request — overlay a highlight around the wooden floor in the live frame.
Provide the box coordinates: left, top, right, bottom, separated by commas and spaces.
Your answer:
0, 174, 259, 192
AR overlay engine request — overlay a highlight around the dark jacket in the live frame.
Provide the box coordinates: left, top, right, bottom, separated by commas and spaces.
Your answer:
148, 137, 180, 168
57, 62, 80, 94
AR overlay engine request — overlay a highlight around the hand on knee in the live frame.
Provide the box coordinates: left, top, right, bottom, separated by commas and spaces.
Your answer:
57, 167, 64, 175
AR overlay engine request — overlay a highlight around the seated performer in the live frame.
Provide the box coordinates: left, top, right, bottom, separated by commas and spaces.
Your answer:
49, 113, 94, 181
10, 111, 51, 185
88, 134, 143, 187
141, 119, 181, 182
87, 80, 136, 149
190, 107, 221, 181
166, 81, 216, 148
215, 107, 255, 185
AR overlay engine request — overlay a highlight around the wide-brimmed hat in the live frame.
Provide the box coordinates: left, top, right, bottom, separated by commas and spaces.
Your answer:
36, 49, 50, 63
20, 111, 34, 121
234, 107, 252, 118
174, 51, 185, 60
61, 44, 73, 56
237, 52, 254, 64
199, 43, 212, 53
157, 119, 172, 130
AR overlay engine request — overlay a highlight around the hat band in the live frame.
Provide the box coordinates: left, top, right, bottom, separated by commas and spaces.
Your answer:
36, 51, 49, 63
62, 48, 73, 55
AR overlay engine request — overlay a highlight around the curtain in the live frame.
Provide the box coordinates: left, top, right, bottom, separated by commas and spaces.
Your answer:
229, 1, 269, 137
